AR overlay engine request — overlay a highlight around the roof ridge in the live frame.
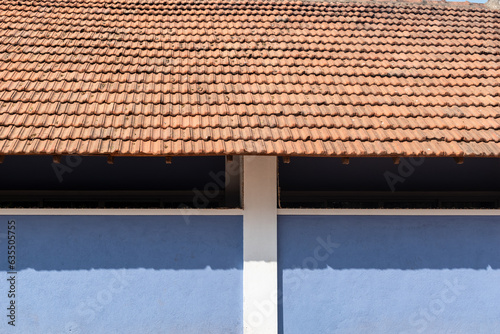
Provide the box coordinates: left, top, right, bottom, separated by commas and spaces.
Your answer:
313, 0, 491, 9
7, 0, 494, 10
485, 0, 500, 9
206, 0, 495, 10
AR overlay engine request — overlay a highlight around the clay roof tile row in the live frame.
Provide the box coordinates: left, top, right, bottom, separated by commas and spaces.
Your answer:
0, 0, 499, 157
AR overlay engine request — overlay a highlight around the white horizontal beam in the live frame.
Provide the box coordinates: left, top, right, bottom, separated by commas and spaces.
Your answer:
0, 208, 243, 216
278, 208, 500, 216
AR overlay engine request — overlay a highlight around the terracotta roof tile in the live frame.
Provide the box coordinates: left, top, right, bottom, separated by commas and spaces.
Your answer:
0, 0, 498, 157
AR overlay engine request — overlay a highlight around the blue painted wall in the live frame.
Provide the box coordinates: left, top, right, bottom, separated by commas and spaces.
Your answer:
0, 215, 243, 334
278, 215, 500, 334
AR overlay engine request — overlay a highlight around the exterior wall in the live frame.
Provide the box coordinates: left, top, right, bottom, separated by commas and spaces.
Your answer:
278, 214, 500, 334
0, 153, 498, 334
0, 214, 243, 334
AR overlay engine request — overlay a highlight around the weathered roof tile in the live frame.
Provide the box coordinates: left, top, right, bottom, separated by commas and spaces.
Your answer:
0, 0, 498, 157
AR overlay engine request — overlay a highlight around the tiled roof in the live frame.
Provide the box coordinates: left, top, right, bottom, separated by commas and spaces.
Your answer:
0, 0, 499, 157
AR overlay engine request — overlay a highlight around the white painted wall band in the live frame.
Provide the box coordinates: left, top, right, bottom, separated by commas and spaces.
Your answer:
278, 209, 500, 216
0, 208, 243, 215
2, 209, 496, 216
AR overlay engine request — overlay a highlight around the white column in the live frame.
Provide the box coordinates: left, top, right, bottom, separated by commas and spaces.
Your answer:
243, 156, 278, 334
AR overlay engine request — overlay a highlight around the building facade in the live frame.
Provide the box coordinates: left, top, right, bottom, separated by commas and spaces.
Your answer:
0, 0, 499, 333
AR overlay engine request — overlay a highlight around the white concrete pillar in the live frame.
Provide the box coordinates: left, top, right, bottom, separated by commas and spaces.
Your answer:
242, 156, 278, 334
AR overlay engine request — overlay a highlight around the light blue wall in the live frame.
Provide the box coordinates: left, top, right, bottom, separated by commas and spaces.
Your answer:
278, 215, 500, 334
0, 215, 243, 334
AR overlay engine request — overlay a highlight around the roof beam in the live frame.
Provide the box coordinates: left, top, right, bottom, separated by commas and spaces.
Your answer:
454, 157, 464, 164
341, 157, 350, 165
